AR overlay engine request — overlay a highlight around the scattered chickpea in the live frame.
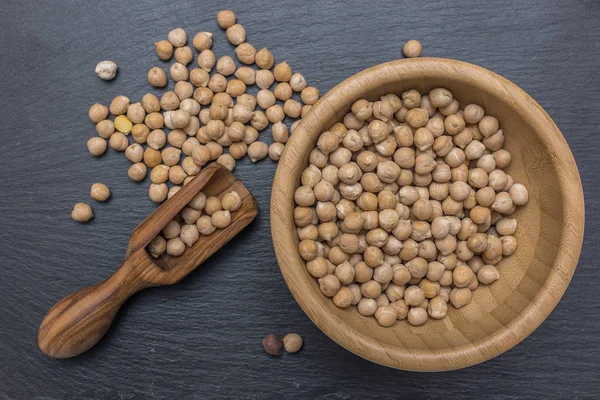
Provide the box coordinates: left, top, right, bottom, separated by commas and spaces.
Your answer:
282, 333, 303, 353
128, 163, 147, 182
90, 183, 111, 202
248, 141, 268, 162
192, 31, 213, 52
217, 10, 237, 29
95, 60, 118, 80
255, 48, 274, 69
148, 67, 167, 87
403, 40, 422, 58
88, 103, 109, 123
72, 203, 93, 222
109, 132, 129, 151
226, 24, 246, 45
149, 183, 168, 203
87, 137, 107, 156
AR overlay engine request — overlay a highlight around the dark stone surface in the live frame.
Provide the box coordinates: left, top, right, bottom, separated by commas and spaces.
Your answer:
1, 0, 599, 398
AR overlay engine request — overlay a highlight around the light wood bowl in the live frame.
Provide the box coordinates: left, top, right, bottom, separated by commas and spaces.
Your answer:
271, 58, 584, 371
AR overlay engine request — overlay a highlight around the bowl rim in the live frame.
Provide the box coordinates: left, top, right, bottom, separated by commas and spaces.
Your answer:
270, 57, 584, 371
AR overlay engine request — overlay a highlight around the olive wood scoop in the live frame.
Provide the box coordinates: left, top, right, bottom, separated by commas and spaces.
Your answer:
38, 163, 257, 358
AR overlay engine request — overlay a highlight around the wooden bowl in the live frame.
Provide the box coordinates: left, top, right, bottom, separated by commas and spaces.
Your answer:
271, 58, 584, 371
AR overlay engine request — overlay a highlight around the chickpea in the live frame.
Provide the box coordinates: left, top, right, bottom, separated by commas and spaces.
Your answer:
509, 183, 529, 205
318, 274, 340, 297
195, 215, 215, 235
71, 203, 93, 222
374, 305, 397, 327
477, 264, 500, 284
449, 287, 472, 309
357, 298, 378, 316
427, 296, 448, 319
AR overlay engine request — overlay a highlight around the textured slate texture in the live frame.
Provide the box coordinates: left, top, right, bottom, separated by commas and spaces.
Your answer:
1, 0, 599, 398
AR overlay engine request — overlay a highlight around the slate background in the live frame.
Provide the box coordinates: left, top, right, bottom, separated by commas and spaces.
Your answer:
1, 0, 599, 398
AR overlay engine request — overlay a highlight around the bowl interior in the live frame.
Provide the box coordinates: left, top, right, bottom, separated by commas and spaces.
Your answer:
271, 58, 584, 371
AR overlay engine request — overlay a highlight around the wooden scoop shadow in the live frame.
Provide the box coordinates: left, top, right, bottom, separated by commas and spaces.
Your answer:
38, 163, 258, 358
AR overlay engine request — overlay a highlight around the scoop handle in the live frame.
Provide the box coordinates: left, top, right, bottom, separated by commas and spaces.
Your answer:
38, 253, 151, 358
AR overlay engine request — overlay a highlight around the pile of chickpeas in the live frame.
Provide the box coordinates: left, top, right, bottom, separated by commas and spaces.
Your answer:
147, 190, 242, 258
294, 88, 529, 327
78, 10, 319, 221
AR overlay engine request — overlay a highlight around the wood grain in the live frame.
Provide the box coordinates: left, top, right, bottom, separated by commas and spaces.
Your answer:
38, 163, 258, 358
271, 58, 585, 371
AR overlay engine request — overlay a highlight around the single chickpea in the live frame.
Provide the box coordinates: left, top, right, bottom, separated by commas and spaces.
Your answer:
192, 31, 213, 51
335, 261, 355, 284
283, 333, 303, 353
403, 285, 425, 306
428, 88, 453, 108
174, 46, 194, 65
373, 263, 393, 284
95, 120, 114, 139
501, 235, 518, 256
407, 307, 428, 326
318, 274, 341, 297
165, 237, 185, 256
108, 132, 128, 152
358, 298, 378, 316
245, 141, 267, 162
427, 296, 448, 319
359, 279, 382, 299
403, 39, 422, 58
190, 69, 210, 88
71, 203, 93, 222
147, 236, 167, 258
148, 66, 168, 87
168, 166, 187, 185
109, 95, 130, 116
95, 60, 118, 80
88, 103, 109, 123
255, 69, 275, 90
449, 287, 472, 309
491, 192, 514, 214
478, 116, 499, 137
444, 114, 466, 135
128, 162, 147, 182
226, 24, 246, 45
306, 257, 328, 278
221, 191, 242, 212
301, 86, 320, 105
187, 192, 207, 211
90, 183, 111, 202
465, 140, 486, 160
235, 67, 256, 85
375, 305, 397, 327
217, 154, 236, 171
208, 73, 227, 92
207, 208, 230, 229
148, 183, 168, 203
87, 137, 107, 156
217, 9, 236, 29
477, 264, 500, 284
496, 218, 518, 236
494, 149, 512, 169
385, 284, 405, 303
251, 47, 273, 69
196, 215, 216, 235
234, 43, 256, 64
179, 224, 200, 247
509, 183, 529, 205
